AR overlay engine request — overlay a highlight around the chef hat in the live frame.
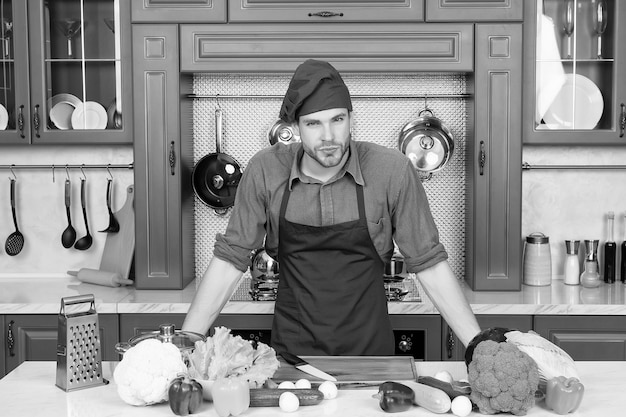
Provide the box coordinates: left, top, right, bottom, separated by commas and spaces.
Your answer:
279, 59, 352, 123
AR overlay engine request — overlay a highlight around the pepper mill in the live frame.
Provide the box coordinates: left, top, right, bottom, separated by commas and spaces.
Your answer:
581, 240, 601, 288
564, 240, 580, 285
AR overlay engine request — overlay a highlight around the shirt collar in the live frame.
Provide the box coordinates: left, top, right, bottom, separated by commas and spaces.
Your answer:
288, 140, 364, 190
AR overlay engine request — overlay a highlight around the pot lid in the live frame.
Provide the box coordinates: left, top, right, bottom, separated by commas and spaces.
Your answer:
127, 324, 206, 350
403, 130, 451, 172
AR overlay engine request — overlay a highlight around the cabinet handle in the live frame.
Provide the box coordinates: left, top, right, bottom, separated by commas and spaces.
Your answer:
7, 320, 15, 357
18, 105, 25, 138
479, 140, 486, 176
169, 141, 176, 176
619, 103, 626, 138
33, 104, 40, 138
446, 327, 455, 359
308, 11, 344, 18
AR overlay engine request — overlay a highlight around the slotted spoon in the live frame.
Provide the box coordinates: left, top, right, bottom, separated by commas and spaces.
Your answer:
5, 178, 24, 256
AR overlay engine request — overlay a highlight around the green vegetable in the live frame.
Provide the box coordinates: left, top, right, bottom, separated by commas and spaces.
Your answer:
375, 381, 415, 413
468, 340, 539, 415
168, 374, 203, 416
400, 381, 452, 414
545, 376, 584, 415
249, 388, 324, 407
417, 376, 471, 399
212, 377, 250, 417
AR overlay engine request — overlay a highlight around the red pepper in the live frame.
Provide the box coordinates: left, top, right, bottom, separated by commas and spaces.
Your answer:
545, 376, 584, 415
212, 376, 250, 417
168, 374, 203, 416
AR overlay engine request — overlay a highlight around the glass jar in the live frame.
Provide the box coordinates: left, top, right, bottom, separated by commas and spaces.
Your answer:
523, 232, 552, 286
580, 260, 602, 288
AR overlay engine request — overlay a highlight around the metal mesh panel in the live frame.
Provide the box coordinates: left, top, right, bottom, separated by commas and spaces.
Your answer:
192, 73, 469, 302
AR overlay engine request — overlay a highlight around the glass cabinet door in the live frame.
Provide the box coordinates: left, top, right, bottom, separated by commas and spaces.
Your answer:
525, 0, 626, 144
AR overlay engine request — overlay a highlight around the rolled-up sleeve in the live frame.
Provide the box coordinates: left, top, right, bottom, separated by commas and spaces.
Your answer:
391, 162, 448, 273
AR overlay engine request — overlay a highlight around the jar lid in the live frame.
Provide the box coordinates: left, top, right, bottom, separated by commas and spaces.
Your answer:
565, 240, 580, 254
526, 232, 549, 244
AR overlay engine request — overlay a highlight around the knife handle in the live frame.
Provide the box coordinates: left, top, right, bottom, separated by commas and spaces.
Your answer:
280, 351, 307, 366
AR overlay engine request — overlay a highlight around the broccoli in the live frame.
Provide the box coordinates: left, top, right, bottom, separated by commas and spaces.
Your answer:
468, 340, 539, 415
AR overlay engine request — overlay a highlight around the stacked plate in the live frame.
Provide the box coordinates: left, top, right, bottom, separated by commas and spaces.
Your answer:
49, 94, 108, 130
0, 104, 8, 130
542, 74, 604, 130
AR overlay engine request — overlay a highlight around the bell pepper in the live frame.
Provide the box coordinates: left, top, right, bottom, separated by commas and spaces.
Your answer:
545, 376, 585, 415
168, 374, 203, 416
375, 381, 415, 413
212, 376, 250, 417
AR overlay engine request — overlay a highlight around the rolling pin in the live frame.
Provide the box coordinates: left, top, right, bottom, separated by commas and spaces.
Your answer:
68, 268, 134, 287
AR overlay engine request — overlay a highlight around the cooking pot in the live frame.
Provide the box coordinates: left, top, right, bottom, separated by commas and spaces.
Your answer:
192, 108, 243, 215
115, 323, 206, 355
398, 108, 454, 174
250, 248, 280, 281
268, 119, 299, 145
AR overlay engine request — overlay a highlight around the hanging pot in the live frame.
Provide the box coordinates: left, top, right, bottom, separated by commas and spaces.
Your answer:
268, 119, 299, 145
398, 108, 454, 174
192, 108, 243, 215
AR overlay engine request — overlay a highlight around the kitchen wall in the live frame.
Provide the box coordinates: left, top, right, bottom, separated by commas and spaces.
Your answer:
522, 145, 626, 282
0, 145, 134, 277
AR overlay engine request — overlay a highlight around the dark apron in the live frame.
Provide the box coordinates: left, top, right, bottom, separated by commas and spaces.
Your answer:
271, 180, 394, 356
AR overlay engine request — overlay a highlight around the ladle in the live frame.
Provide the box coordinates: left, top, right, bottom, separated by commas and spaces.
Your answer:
74, 178, 93, 250
99, 178, 120, 233
5, 178, 24, 256
61, 179, 76, 248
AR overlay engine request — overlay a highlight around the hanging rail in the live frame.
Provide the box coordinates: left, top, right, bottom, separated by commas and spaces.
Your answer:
187, 93, 471, 100
522, 162, 626, 170
0, 163, 134, 171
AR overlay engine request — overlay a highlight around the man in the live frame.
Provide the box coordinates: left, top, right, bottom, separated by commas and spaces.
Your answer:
183, 59, 480, 355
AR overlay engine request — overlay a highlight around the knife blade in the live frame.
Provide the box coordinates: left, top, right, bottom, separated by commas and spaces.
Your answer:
280, 352, 337, 382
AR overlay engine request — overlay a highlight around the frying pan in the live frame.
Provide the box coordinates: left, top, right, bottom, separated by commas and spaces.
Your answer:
192, 108, 243, 215
398, 108, 454, 175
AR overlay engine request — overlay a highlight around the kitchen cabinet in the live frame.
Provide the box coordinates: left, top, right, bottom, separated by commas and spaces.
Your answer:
533, 315, 626, 361
466, 24, 523, 290
442, 314, 533, 361
131, 24, 195, 290
228, 0, 424, 22
523, 0, 626, 144
424, 0, 523, 22
131, 0, 227, 23
0, 0, 133, 145
3, 314, 119, 375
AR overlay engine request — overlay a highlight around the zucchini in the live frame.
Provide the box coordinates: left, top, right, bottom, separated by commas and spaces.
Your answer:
249, 388, 324, 407
417, 376, 471, 399
392, 381, 451, 414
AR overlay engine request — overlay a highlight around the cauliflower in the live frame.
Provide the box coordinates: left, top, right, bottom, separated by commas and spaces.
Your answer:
468, 340, 539, 415
113, 339, 188, 406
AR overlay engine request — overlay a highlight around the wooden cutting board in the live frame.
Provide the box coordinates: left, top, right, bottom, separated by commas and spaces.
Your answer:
99, 185, 134, 280
271, 356, 417, 384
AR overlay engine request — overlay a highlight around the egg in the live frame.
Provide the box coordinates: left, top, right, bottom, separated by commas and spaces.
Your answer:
279, 391, 300, 412
277, 381, 296, 389
451, 395, 472, 417
318, 380, 338, 399
295, 378, 311, 389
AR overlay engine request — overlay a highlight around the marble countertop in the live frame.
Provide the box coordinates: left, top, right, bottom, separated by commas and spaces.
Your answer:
0, 360, 619, 417
1, 276, 626, 315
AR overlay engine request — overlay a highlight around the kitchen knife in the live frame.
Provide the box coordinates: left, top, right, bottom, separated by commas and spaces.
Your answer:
280, 352, 337, 382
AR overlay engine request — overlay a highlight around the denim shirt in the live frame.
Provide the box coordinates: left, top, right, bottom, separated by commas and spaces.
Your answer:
213, 140, 447, 273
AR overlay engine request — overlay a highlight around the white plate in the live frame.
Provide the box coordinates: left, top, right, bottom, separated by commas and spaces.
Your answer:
71, 101, 108, 130
0, 104, 8, 130
48, 93, 82, 130
543, 74, 604, 130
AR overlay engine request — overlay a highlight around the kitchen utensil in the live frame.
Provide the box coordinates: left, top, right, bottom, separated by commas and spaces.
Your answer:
61, 179, 76, 248
99, 178, 119, 233
74, 178, 93, 250
563, 0, 575, 58
55, 294, 108, 391
593, 0, 608, 58
5, 178, 24, 256
272, 356, 416, 385
398, 108, 454, 174
192, 108, 243, 214
55, 19, 81, 58
67, 268, 133, 287
280, 352, 338, 382
268, 119, 299, 145
250, 248, 280, 301
115, 323, 206, 355
1, 18, 12, 58
543, 74, 603, 129
99, 185, 135, 282
523, 232, 551, 286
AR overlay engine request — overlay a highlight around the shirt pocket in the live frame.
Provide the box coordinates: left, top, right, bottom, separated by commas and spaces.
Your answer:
367, 217, 393, 258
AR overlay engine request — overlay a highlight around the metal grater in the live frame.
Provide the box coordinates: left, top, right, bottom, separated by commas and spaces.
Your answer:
55, 294, 108, 391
